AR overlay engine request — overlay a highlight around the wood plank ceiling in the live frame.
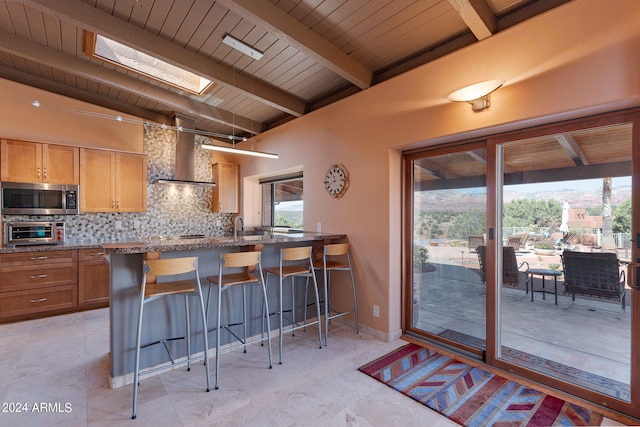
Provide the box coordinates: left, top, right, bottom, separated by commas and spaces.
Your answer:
0, 0, 569, 144
414, 123, 633, 191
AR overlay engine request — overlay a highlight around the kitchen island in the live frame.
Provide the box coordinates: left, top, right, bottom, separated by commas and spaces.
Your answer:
100, 231, 347, 387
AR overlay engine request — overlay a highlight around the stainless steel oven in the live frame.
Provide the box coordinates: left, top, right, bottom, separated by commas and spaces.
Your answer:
4, 221, 66, 247
1, 182, 79, 215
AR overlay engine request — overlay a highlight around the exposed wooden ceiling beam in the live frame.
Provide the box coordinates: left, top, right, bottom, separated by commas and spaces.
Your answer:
467, 149, 487, 164
554, 133, 589, 166
448, 0, 497, 40
216, 0, 373, 90
23, 0, 306, 117
416, 160, 458, 180
0, 30, 264, 134
415, 161, 632, 192
0, 65, 169, 125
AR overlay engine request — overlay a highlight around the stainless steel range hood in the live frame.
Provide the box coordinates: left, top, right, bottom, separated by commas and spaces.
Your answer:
154, 114, 216, 186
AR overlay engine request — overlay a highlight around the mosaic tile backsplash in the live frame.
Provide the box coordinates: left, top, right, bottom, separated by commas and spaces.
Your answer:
3, 124, 233, 243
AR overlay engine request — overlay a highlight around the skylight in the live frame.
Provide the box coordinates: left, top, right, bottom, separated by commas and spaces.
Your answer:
85, 32, 214, 95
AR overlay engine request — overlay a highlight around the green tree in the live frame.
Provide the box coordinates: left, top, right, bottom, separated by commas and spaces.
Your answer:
503, 199, 562, 230
413, 244, 429, 267
430, 224, 443, 238
448, 209, 486, 239
414, 212, 431, 237
613, 197, 632, 233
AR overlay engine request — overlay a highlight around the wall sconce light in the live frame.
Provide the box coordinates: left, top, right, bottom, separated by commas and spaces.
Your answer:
448, 79, 504, 112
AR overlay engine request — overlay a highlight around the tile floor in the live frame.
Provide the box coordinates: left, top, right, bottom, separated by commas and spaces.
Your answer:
0, 308, 459, 427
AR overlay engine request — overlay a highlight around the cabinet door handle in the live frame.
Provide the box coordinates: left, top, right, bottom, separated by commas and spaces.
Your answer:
29, 256, 48, 260
90, 252, 106, 257
30, 297, 48, 303
37, 167, 41, 179
30, 274, 48, 279
44, 168, 47, 180
116, 199, 120, 209
112, 199, 115, 208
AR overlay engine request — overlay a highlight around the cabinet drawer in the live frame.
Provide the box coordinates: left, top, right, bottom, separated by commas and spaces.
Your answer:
0, 262, 77, 292
0, 285, 77, 318
0, 250, 77, 267
78, 248, 107, 262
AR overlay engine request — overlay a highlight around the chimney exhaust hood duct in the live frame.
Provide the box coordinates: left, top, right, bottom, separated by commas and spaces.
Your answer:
154, 114, 216, 186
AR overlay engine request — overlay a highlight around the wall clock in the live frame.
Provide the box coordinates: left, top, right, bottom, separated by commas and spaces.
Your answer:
324, 163, 349, 198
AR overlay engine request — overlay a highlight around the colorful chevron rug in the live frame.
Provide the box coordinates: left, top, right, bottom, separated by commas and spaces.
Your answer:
437, 329, 630, 401
358, 343, 604, 426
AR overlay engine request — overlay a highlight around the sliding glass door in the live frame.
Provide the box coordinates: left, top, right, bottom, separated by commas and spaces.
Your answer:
405, 143, 487, 355
403, 109, 640, 417
493, 118, 636, 413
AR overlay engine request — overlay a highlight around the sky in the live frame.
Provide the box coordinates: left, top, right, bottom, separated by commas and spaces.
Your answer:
507, 177, 631, 194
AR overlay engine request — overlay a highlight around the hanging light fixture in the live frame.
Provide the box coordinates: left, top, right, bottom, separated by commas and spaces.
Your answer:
448, 79, 504, 112
202, 62, 277, 159
201, 143, 278, 159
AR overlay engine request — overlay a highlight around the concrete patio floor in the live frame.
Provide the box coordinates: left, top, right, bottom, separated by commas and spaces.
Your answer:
412, 244, 631, 401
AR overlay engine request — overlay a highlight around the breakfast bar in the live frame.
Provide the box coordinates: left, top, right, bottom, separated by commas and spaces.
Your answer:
101, 232, 346, 387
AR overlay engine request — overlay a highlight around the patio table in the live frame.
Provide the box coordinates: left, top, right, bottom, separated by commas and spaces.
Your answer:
527, 268, 562, 305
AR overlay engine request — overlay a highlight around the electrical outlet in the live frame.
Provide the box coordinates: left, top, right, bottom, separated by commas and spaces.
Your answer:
317, 222, 322, 233
133, 220, 140, 229
115, 220, 122, 230
373, 304, 380, 318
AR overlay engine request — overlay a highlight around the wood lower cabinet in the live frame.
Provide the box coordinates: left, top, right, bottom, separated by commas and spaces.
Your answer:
78, 249, 110, 306
0, 249, 110, 322
0, 250, 77, 321
0, 286, 77, 318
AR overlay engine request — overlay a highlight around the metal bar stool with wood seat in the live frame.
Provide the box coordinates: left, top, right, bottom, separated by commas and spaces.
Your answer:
132, 256, 210, 420
206, 250, 273, 390
263, 246, 322, 364
313, 243, 359, 346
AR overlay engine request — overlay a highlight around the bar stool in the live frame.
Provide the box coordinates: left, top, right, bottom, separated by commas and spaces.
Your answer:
264, 246, 322, 364
313, 243, 359, 346
206, 250, 272, 390
132, 256, 210, 420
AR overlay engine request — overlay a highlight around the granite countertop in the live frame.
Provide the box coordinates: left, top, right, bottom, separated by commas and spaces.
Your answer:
101, 232, 346, 254
0, 232, 347, 254
0, 241, 105, 254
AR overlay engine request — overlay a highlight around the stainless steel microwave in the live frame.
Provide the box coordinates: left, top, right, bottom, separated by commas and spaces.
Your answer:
1, 182, 79, 215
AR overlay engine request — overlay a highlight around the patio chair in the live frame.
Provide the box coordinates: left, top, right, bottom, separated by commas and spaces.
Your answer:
468, 235, 485, 254
557, 231, 577, 249
476, 245, 530, 288
560, 250, 626, 311
506, 234, 528, 251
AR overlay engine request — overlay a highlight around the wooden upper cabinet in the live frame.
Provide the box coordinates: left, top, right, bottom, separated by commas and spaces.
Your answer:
1, 139, 79, 184
80, 148, 147, 212
212, 163, 239, 213
43, 144, 80, 184
80, 149, 116, 212
116, 152, 147, 212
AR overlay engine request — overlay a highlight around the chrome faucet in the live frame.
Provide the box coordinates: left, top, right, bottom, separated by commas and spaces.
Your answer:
233, 216, 244, 240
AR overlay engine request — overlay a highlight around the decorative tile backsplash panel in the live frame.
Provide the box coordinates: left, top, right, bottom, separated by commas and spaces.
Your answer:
3, 124, 233, 243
